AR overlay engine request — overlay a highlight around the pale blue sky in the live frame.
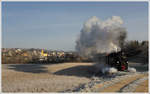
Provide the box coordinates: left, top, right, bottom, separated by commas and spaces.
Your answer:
2, 2, 148, 51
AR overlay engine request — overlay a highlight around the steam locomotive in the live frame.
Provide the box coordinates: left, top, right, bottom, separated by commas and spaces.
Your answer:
105, 51, 128, 71
96, 51, 128, 71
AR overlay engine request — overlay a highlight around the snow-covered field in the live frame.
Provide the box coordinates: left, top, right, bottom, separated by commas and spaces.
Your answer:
2, 62, 148, 92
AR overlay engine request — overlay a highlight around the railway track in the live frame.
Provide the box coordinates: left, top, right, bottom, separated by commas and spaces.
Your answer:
100, 73, 148, 92
69, 72, 148, 93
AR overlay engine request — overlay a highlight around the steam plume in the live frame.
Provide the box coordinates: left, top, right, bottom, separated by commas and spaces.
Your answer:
76, 16, 127, 57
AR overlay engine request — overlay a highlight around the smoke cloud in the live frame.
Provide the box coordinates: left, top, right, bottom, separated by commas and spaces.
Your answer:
76, 16, 127, 57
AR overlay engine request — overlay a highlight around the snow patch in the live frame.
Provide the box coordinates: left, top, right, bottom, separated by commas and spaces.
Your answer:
128, 67, 136, 73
